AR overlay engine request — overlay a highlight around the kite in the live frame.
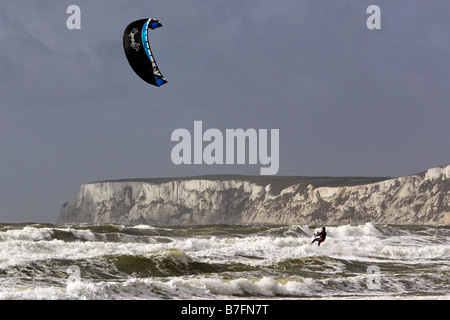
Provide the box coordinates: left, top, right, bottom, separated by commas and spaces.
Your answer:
123, 18, 167, 86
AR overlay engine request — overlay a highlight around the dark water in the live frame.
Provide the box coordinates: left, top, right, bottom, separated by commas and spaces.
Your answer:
0, 223, 448, 299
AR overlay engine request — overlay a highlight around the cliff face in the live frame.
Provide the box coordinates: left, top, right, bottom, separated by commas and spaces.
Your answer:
58, 164, 450, 225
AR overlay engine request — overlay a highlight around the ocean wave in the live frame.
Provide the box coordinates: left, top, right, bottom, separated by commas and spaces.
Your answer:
1, 223, 448, 299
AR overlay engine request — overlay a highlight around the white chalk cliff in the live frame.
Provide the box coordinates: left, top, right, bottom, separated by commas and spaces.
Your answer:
58, 164, 450, 225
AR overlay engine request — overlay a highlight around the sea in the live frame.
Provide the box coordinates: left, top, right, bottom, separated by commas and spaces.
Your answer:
0, 222, 448, 301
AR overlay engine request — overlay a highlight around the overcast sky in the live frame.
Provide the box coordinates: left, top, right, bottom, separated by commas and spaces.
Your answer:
0, 1, 449, 223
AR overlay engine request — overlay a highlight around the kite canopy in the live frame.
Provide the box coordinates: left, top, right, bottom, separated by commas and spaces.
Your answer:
123, 18, 167, 86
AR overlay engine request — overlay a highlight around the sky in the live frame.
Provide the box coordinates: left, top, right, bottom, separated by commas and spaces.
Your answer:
0, 0, 449, 223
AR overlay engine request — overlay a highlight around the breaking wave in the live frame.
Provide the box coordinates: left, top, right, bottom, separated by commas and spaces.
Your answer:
0, 223, 449, 299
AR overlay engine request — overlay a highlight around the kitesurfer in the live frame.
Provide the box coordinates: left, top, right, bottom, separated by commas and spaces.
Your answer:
311, 227, 326, 246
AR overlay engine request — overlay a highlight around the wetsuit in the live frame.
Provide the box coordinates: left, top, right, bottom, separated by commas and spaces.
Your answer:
311, 230, 327, 246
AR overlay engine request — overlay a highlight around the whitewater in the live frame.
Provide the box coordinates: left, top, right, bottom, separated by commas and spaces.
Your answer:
0, 223, 448, 300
